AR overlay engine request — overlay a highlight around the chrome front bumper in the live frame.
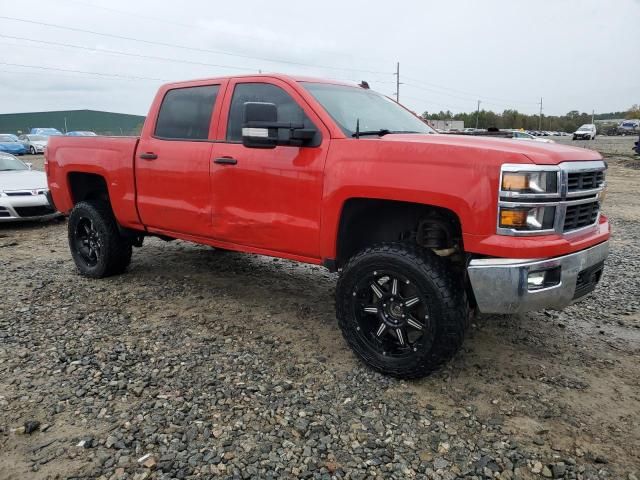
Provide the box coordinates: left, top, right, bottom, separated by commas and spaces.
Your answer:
467, 241, 609, 314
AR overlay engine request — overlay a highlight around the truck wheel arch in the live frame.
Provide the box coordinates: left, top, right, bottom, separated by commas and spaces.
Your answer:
334, 198, 464, 268
67, 172, 111, 206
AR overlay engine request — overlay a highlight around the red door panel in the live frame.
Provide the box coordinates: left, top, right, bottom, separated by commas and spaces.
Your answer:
210, 78, 330, 258
136, 139, 213, 236
210, 143, 327, 257
135, 81, 225, 237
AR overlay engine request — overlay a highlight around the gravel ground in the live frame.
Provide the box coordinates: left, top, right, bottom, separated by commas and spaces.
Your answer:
1, 139, 639, 480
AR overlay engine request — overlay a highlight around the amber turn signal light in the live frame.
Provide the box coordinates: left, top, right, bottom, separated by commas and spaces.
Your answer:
502, 172, 529, 191
500, 209, 528, 228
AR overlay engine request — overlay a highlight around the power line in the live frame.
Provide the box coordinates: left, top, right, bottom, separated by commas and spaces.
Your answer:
58, 0, 388, 67
0, 62, 169, 82
0, 16, 540, 112
0, 34, 259, 73
0, 68, 149, 83
404, 82, 541, 114
0, 39, 391, 89
401, 94, 472, 112
0, 15, 392, 76
403, 75, 539, 107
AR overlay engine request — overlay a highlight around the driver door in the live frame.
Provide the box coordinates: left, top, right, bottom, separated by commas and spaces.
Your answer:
209, 78, 330, 259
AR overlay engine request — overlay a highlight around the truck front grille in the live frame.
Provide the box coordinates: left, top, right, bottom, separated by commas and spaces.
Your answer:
497, 161, 606, 236
567, 171, 604, 193
563, 201, 600, 232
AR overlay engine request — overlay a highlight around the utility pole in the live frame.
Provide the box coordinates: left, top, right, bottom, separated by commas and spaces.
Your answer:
64, 117, 68, 134
394, 62, 400, 103
591, 109, 595, 124
475, 100, 481, 129
538, 97, 543, 131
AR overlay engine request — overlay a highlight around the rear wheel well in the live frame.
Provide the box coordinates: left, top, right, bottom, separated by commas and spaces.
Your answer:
68, 172, 110, 205
335, 199, 463, 268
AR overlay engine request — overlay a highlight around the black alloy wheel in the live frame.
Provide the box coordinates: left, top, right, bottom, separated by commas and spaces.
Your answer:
351, 269, 433, 358
336, 243, 468, 379
73, 217, 102, 267
68, 200, 132, 278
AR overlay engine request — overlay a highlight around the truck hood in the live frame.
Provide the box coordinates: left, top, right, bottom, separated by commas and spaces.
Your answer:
379, 133, 602, 165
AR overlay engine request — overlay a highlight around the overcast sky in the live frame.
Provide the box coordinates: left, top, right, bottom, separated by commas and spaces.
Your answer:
0, 0, 638, 117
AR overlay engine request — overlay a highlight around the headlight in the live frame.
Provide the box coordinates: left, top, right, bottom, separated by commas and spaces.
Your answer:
499, 206, 556, 231
501, 171, 558, 195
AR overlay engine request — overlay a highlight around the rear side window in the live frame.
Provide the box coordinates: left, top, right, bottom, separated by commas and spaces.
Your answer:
226, 83, 315, 142
155, 85, 219, 140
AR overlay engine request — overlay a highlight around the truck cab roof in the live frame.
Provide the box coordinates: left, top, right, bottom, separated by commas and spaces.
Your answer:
160, 73, 356, 91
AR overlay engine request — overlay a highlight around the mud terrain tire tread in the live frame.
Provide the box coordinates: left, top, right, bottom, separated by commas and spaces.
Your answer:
68, 200, 132, 278
336, 242, 468, 379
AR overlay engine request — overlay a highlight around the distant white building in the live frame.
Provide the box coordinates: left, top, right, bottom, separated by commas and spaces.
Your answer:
429, 120, 464, 131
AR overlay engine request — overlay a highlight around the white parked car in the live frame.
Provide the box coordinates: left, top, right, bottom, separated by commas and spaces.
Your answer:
18, 134, 48, 155
0, 152, 59, 221
511, 131, 555, 143
573, 124, 597, 140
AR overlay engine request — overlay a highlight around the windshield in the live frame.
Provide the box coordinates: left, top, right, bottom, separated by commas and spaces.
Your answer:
301, 82, 435, 136
578, 125, 592, 131
28, 135, 47, 141
0, 134, 18, 142
0, 154, 28, 171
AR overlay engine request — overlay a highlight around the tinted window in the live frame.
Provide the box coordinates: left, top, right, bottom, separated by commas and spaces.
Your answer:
155, 85, 219, 140
227, 83, 314, 142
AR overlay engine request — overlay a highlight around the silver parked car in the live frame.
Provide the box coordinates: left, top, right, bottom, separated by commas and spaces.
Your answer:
0, 152, 59, 221
18, 134, 48, 155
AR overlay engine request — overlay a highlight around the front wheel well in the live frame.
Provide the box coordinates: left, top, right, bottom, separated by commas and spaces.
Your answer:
335, 198, 464, 268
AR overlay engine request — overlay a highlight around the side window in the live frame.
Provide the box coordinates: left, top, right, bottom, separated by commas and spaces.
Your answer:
226, 83, 315, 142
155, 85, 219, 140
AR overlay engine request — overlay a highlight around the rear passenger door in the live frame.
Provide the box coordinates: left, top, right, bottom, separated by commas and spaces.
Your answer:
136, 82, 225, 237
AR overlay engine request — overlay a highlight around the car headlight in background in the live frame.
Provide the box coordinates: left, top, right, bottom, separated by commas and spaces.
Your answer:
499, 206, 556, 231
501, 170, 558, 195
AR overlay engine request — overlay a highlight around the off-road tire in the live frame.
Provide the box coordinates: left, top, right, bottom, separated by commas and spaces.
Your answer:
336, 242, 468, 379
68, 201, 132, 278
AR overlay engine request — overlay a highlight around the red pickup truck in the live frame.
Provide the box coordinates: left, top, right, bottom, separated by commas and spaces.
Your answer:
46, 74, 610, 379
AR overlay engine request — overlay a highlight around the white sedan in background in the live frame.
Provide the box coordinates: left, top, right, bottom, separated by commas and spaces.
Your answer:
511, 131, 555, 144
0, 152, 59, 222
18, 134, 48, 155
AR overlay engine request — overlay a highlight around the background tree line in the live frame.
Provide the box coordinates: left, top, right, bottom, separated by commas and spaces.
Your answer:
421, 105, 640, 131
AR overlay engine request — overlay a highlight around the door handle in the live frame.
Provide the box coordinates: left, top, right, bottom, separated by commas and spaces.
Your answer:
214, 157, 238, 165
139, 152, 158, 160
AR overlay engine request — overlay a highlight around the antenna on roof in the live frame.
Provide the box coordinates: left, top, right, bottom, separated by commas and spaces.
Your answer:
359, 81, 370, 89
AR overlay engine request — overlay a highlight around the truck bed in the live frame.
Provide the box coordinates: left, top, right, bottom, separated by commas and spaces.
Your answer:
46, 135, 142, 229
